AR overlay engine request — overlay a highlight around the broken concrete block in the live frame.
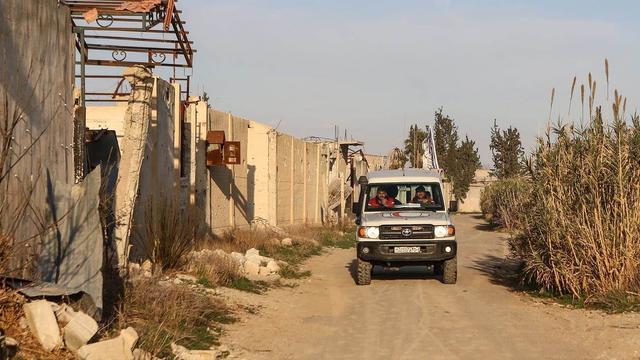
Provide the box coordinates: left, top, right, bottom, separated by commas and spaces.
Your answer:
63, 311, 99, 353
171, 343, 219, 360
266, 260, 280, 274
243, 261, 260, 276
77, 327, 138, 360
229, 252, 245, 265
245, 254, 262, 266
176, 274, 197, 283
280, 238, 293, 246
245, 248, 260, 258
54, 303, 78, 326
23, 300, 62, 351
258, 266, 270, 276
213, 249, 228, 258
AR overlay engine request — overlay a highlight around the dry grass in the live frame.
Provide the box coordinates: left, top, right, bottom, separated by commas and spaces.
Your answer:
140, 195, 199, 270
115, 278, 235, 358
187, 252, 242, 287
201, 228, 278, 255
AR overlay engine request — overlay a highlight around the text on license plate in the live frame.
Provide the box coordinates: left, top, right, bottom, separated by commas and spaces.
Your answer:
393, 246, 421, 254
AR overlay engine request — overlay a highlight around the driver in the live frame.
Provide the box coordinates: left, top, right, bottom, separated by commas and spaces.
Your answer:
412, 186, 435, 205
368, 188, 396, 208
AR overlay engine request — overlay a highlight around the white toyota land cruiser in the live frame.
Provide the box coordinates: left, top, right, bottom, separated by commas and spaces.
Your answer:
352, 169, 458, 285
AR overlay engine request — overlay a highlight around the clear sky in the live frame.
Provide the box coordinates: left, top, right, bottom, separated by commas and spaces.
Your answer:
178, 0, 640, 165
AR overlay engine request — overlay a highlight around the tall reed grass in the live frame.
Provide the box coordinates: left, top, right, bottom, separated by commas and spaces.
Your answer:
486, 63, 640, 303
513, 108, 640, 298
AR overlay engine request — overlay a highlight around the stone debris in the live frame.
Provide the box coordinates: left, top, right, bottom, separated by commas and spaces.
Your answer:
63, 311, 99, 353
176, 274, 198, 283
23, 300, 62, 351
266, 260, 280, 273
245, 248, 260, 258
188, 247, 283, 282
243, 260, 261, 277
280, 237, 293, 246
77, 327, 138, 360
230, 252, 245, 265
53, 303, 78, 326
171, 342, 234, 360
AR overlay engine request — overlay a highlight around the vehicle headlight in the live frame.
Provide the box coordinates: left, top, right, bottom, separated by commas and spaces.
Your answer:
358, 226, 379, 239
434, 225, 449, 238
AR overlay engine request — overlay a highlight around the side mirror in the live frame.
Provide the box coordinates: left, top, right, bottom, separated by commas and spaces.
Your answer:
352, 202, 361, 214
448, 200, 458, 213
358, 176, 368, 185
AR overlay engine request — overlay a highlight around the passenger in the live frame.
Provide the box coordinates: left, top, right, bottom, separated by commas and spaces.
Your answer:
412, 186, 435, 205
368, 188, 396, 208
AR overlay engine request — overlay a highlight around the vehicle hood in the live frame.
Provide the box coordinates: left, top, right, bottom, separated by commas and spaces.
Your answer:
361, 211, 451, 226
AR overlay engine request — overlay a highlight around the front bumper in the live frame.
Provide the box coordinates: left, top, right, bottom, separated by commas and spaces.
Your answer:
357, 240, 457, 262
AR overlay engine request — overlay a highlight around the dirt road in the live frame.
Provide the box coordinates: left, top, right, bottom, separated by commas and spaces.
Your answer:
222, 214, 640, 359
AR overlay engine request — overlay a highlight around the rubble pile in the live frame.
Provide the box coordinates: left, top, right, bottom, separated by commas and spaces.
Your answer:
186, 247, 284, 282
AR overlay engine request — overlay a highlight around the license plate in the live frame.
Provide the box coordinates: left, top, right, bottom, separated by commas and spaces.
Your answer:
393, 246, 421, 254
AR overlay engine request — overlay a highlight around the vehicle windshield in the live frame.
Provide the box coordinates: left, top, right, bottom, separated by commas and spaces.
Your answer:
364, 183, 445, 212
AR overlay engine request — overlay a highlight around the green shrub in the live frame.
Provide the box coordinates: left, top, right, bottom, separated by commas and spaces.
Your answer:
480, 177, 531, 232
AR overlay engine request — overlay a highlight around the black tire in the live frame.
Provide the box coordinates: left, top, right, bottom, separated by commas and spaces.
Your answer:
356, 259, 372, 285
441, 256, 457, 284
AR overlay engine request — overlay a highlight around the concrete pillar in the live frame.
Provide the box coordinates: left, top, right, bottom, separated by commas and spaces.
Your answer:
171, 83, 181, 182
228, 112, 235, 228
303, 144, 308, 223
113, 66, 154, 270
267, 130, 277, 224
289, 139, 294, 224
339, 172, 345, 222
315, 144, 320, 223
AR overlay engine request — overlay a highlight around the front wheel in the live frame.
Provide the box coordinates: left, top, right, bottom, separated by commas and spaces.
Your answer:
356, 259, 372, 285
440, 256, 457, 284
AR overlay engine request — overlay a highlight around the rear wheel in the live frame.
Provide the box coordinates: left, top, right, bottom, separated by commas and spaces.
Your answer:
440, 256, 457, 284
356, 259, 372, 285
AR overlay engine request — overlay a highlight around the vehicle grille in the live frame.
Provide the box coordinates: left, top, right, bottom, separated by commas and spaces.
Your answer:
379, 225, 435, 240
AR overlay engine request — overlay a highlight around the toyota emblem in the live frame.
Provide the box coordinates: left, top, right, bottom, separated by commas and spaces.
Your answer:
401, 228, 413, 237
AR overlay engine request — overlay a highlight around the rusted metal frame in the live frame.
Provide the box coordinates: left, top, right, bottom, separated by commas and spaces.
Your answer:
84, 59, 190, 68
85, 43, 191, 55
75, 26, 189, 34
74, 74, 124, 79
83, 34, 194, 45
85, 92, 130, 96
71, 16, 150, 23
164, 0, 175, 30
170, 12, 192, 67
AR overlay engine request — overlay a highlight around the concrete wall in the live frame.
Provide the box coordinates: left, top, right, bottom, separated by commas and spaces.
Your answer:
205, 109, 344, 233
443, 169, 496, 213
457, 169, 495, 213
365, 154, 387, 171
0, 0, 75, 273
